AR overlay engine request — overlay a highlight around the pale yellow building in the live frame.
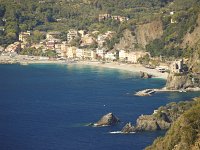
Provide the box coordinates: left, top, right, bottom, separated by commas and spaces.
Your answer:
127, 51, 149, 63
19, 31, 31, 43
67, 46, 76, 58
83, 49, 96, 60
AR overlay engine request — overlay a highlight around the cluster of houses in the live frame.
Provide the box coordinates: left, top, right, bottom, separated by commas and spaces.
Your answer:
99, 14, 129, 22
2, 29, 149, 63
1, 29, 189, 75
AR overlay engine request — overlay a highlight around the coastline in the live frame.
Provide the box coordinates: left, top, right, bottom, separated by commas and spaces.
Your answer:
76, 61, 168, 79
0, 55, 168, 79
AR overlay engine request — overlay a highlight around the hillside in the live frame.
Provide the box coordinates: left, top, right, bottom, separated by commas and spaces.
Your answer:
145, 97, 200, 150
0, 0, 171, 46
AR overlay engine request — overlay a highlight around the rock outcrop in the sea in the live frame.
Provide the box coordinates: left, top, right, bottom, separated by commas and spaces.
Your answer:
121, 122, 136, 133
121, 100, 196, 133
140, 71, 152, 79
92, 113, 120, 127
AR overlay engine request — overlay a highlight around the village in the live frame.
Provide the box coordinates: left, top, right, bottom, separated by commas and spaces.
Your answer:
0, 27, 152, 64
1, 26, 189, 80
0, 10, 187, 79
0, 10, 181, 75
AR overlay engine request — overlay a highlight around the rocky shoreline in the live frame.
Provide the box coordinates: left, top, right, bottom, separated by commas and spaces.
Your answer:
90, 99, 197, 134
121, 99, 197, 133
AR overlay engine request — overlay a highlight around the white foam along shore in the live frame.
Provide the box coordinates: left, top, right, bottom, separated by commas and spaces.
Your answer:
109, 131, 135, 134
0, 55, 168, 79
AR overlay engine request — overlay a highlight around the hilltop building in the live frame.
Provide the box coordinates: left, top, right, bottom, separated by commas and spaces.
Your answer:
46, 31, 61, 40
99, 14, 111, 21
67, 29, 78, 42
19, 31, 31, 43
99, 14, 128, 22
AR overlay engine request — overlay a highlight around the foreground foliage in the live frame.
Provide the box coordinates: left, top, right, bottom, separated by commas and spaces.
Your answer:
146, 97, 200, 150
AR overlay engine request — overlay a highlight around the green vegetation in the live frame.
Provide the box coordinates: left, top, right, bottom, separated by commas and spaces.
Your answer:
20, 47, 57, 57
0, 0, 173, 46
146, 0, 200, 58
27, 30, 46, 44
146, 97, 200, 150
137, 54, 150, 65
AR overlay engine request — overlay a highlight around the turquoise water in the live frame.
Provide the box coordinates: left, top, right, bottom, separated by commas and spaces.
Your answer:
0, 64, 199, 150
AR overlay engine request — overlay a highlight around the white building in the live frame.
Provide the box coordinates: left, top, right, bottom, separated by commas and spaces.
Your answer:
67, 29, 78, 42
78, 30, 87, 37
170, 11, 175, 15
105, 50, 117, 61
76, 48, 84, 59
96, 48, 106, 59
119, 50, 128, 61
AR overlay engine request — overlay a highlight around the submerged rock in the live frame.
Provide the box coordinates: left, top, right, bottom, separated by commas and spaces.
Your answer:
140, 71, 152, 79
93, 113, 120, 127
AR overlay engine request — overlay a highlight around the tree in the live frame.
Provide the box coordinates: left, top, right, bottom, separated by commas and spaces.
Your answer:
0, 4, 5, 17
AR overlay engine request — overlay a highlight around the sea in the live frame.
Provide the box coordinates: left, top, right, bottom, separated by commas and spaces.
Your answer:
0, 64, 200, 150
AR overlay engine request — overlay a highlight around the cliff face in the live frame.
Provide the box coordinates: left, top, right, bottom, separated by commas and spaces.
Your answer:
135, 20, 163, 48
115, 20, 163, 51
166, 73, 194, 90
114, 29, 137, 51
145, 98, 200, 150
135, 115, 171, 131
181, 14, 200, 48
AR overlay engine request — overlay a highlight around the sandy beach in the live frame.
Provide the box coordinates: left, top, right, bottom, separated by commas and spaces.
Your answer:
0, 55, 168, 79
76, 61, 168, 79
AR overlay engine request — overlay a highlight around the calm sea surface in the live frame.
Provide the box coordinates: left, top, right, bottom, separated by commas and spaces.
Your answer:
0, 64, 200, 150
